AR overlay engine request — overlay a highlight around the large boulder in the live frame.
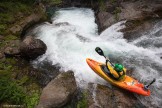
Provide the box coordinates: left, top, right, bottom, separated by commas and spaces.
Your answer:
87, 83, 145, 108
121, 19, 158, 41
97, 0, 162, 33
20, 36, 47, 60
37, 71, 77, 108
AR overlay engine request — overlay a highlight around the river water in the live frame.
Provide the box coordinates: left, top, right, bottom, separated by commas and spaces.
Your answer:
32, 8, 162, 107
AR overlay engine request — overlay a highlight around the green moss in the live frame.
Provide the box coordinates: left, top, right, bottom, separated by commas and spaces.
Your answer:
77, 91, 88, 108
0, 24, 6, 29
0, 1, 32, 35
42, 0, 62, 5
51, 0, 62, 5
0, 63, 12, 71
110, 0, 116, 4
99, 0, 106, 11
0, 13, 14, 24
113, 7, 121, 21
4, 35, 18, 41
6, 58, 17, 65
0, 2, 32, 14
0, 24, 8, 35
0, 41, 8, 47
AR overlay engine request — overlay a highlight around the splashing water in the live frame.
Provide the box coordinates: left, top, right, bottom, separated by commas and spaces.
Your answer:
32, 8, 162, 107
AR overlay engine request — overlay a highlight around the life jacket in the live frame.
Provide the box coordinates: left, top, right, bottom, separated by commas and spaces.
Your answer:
107, 64, 126, 81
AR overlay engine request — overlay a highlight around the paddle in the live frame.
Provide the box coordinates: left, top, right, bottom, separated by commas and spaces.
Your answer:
95, 47, 114, 67
95, 47, 106, 58
144, 78, 156, 90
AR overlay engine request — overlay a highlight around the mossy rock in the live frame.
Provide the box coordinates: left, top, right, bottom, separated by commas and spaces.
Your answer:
99, 0, 106, 11
77, 91, 88, 108
4, 35, 18, 41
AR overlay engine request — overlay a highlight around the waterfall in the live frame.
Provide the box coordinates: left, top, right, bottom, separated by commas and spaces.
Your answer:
32, 7, 162, 107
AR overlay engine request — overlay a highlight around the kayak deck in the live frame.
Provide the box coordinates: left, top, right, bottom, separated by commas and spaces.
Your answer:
86, 58, 150, 96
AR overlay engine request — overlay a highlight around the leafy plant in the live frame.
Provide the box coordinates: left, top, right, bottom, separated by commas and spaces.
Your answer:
0, 77, 26, 104
25, 91, 40, 108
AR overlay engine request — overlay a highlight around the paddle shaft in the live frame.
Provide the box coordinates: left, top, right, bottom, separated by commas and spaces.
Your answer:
146, 78, 156, 88
95, 47, 114, 67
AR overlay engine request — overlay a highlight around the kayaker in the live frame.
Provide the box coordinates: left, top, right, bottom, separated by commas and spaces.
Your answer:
105, 57, 126, 80
95, 47, 126, 80
113, 63, 126, 80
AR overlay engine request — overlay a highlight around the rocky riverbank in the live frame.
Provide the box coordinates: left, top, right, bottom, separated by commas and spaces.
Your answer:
0, 0, 162, 108
0, 0, 48, 107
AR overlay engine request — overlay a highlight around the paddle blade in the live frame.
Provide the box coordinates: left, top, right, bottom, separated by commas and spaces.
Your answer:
95, 47, 104, 56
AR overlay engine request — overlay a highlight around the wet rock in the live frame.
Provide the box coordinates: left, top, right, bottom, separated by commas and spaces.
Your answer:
97, 12, 115, 33
55, 22, 69, 26
87, 83, 145, 108
122, 19, 158, 41
37, 71, 77, 108
97, 0, 162, 33
29, 61, 60, 86
20, 36, 47, 60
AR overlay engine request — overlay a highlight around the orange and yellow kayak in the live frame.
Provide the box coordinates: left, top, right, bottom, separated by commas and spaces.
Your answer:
86, 58, 150, 96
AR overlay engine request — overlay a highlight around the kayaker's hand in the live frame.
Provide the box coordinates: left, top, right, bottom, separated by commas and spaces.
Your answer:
105, 57, 109, 60
106, 57, 110, 62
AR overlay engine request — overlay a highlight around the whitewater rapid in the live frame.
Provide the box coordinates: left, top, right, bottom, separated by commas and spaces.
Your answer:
32, 8, 162, 107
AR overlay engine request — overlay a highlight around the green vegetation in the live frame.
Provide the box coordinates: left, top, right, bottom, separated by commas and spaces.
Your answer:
42, 0, 62, 5
0, 48, 40, 107
113, 7, 121, 21
0, 1, 33, 35
99, 0, 106, 11
25, 89, 40, 108
77, 91, 88, 108
0, 0, 36, 5
0, 63, 40, 107
0, 0, 43, 107
0, 58, 25, 104
0, 76, 26, 104
0, 24, 7, 34
0, 75, 40, 107
51, 0, 62, 5
110, 0, 117, 4
4, 35, 18, 41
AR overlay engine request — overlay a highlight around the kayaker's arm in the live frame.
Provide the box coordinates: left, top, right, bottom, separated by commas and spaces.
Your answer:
95, 47, 114, 67
106, 57, 114, 67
